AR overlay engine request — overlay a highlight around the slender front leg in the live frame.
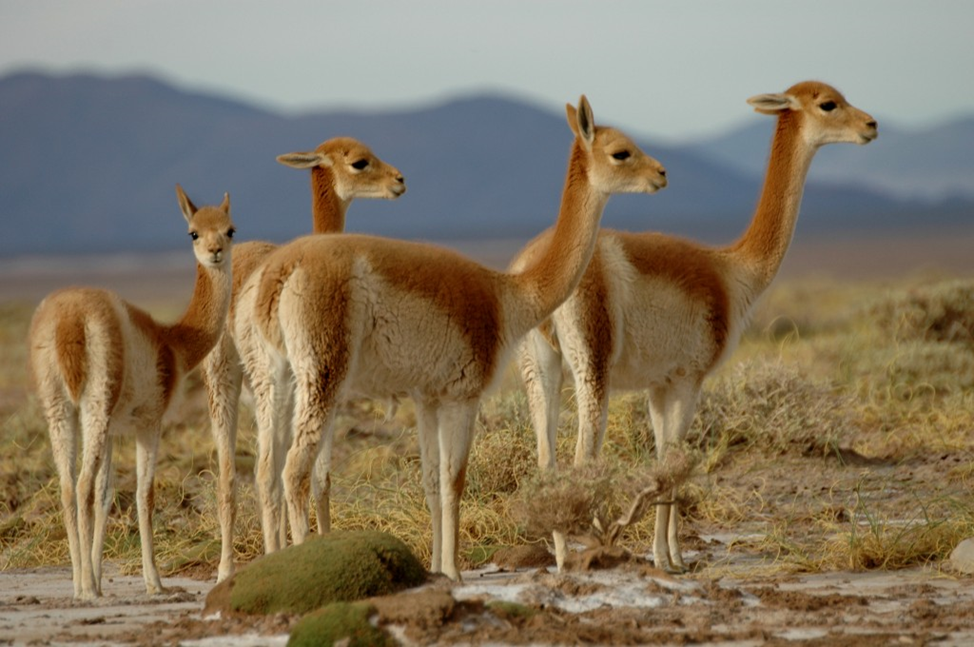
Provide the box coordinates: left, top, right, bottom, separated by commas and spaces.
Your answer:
415, 400, 442, 573
202, 332, 243, 582
135, 427, 165, 595
437, 400, 478, 582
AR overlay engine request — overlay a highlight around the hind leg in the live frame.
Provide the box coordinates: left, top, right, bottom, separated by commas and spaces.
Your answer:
135, 425, 165, 595
91, 435, 114, 592
284, 358, 343, 546
311, 428, 333, 535
647, 381, 699, 574
46, 396, 83, 597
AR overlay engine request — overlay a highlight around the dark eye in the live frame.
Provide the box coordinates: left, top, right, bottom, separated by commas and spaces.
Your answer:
351, 159, 369, 170
819, 100, 837, 112
611, 150, 631, 161
190, 231, 199, 241
227, 228, 235, 239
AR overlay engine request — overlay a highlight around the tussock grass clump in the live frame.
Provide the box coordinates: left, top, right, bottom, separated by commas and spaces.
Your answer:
820, 493, 974, 571
868, 279, 974, 347
514, 450, 697, 551
689, 360, 854, 462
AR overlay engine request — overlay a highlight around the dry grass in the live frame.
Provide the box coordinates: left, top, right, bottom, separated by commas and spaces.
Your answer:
3, 274, 974, 579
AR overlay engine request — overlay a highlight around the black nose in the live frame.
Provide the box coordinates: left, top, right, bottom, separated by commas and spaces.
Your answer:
396, 175, 404, 183
867, 120, 877, 129
659, 168, 667, 177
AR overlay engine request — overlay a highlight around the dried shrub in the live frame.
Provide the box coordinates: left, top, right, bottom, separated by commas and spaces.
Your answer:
690, 361, 853, 459
869, 279, 974, 347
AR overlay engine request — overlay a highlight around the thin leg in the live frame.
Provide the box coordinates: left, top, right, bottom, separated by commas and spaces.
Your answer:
91, 435, 114, 593
437, 400, 478, 582
283, 361, 340, 546
415, 400, 442, 573
516, 331, 563, 471
647, 382, 699, 574
47, 398, 82, 598
76, 403, 111, 599
135, 427, 165, 595
250, 357, 288, 553
202, 332, 243, 582
311, 428, 333, 535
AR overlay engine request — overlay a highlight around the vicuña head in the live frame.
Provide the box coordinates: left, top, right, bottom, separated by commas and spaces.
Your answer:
747, 80, 877, 146
232, 95, 667, 582
177, 184, 234, 268
277, 137, 406, 229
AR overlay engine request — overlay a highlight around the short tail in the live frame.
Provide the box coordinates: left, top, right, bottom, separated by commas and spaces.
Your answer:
55, 316, 88, 402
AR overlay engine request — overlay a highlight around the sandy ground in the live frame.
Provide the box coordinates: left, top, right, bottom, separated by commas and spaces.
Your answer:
4, 539, 974, 646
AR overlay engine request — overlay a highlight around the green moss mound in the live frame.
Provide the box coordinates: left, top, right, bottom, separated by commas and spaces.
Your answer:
206, 530, 427, 616
287, 601, 395, 647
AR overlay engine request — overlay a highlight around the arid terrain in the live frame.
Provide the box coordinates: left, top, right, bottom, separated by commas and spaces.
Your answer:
2, 234, 974, 645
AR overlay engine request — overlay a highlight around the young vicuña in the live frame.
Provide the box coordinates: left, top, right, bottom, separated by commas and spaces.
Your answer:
29, 186, 236, 599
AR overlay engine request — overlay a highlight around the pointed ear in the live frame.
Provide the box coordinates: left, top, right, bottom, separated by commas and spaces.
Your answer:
276, 151, 333, 169
747, 92, 799, 115
565, 103, 580, 138
175, 184, 196, 223
219, 192, 230, 214
574, 95, 595, 146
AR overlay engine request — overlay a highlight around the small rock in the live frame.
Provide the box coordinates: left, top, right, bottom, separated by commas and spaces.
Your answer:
948, 537, 974, 574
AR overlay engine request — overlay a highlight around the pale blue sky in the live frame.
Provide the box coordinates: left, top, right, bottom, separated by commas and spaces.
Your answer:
1, 1, 971, 140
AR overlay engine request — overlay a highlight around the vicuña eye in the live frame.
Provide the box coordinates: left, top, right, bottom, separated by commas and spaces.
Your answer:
819, 100, 837, 112
227, 228, 235, 239
351, 159, 369, 170
190, 231, 199, 241
611, 151, 631, 161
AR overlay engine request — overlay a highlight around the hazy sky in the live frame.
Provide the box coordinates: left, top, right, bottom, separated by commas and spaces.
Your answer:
1, 1, 972, 141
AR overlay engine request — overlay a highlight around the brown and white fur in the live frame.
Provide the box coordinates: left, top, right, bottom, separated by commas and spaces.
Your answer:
28, 186, 236, 599
512, 81, 878, 573
200, 138, 404, 581
233, 96, 667, 580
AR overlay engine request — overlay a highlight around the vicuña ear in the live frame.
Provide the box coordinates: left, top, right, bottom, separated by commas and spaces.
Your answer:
219, 192, 231, 214
575, 95, 595, 146
276, 151, 333, 169
747, 92, 799, 115
175, 184, 197, 223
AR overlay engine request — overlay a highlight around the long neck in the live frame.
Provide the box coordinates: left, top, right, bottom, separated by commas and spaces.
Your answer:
166, 263, 232, 372
728, 112, 817, 292
509, 142, 607, 337
310, 166, 348, 233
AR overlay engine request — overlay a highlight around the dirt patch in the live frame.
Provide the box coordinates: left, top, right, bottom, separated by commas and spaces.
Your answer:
4, 548, 974, 645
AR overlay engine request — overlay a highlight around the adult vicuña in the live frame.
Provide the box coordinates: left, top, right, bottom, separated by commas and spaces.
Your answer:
512, 80, 877, 573
201, 137, 404, 582
233, 95, 667, 580
29, 186, 236, 599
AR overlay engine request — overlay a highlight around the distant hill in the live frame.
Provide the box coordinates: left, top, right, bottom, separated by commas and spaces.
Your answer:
0, 71, 969, 258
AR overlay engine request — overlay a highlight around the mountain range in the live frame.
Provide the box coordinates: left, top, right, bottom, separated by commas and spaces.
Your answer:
1, 71, 970, 258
